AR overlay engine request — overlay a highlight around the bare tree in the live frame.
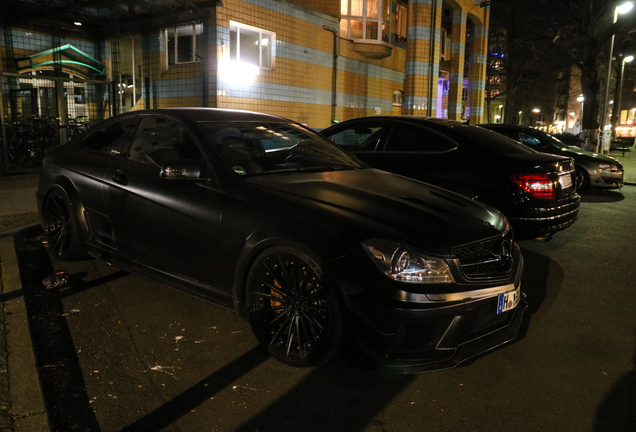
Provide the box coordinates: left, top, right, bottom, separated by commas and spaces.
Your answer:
484, 0, 636, 151
487, 0, 569, 125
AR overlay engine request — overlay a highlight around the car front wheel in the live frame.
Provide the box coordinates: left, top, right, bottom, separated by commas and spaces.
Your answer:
245, 246, 344, 367
574, 167, 589, 191
42, 188, 85, 261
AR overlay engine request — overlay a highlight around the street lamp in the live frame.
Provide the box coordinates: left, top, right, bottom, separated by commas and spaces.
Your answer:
600, 1, 634, 151
532, 108, 541, 127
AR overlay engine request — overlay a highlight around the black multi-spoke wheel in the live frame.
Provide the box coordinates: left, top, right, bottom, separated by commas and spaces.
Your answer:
42, 189, 85, 261
246, 247, 343, 367
574, 167, 589, 191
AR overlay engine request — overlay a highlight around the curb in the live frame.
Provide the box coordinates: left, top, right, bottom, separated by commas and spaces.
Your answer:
0, 235, 50, 431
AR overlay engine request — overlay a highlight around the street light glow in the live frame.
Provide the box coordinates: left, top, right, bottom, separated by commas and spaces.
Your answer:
617, 2, 634, 14
625, 55, 634, 63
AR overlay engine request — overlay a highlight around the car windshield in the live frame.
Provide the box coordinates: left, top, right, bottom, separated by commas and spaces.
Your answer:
198, 121, 365, 177
543, 132, 567, 147
455, 126, 538, 155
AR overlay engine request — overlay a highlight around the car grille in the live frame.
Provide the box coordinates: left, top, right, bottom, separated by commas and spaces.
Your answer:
453, 230, 515, 280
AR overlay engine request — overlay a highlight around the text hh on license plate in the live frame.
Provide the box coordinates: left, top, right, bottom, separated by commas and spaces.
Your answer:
497, 285, 521, 314
559, 173, 573, 190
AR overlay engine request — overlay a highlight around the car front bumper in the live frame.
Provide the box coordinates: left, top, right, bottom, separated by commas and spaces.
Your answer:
590, 168, 624, 189
351, 284, 526, 374
335, 248, 526, 374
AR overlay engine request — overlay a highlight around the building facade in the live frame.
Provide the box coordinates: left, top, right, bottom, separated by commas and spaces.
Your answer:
1, 0, 490, 174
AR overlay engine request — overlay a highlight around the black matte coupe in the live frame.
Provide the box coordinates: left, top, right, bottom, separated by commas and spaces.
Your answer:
322, 116, 581, 241
37, 108, 525, 373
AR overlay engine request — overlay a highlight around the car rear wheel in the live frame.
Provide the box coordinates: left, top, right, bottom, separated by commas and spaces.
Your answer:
42, 189, 85, 261
246, 246, 344, 367
574, 167, 589, 191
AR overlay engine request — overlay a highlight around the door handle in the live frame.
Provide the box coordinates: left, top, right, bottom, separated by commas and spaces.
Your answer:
112, 169, 128, 185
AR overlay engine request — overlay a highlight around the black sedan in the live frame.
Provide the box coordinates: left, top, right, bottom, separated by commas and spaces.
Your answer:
321, 116, 580, 241
37, 108, 525, 373
480, 123, 624, 191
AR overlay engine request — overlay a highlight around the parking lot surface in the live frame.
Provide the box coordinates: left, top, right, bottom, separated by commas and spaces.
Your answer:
2, 151, 636, 432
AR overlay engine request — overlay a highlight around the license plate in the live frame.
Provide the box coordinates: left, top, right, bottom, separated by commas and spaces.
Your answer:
497, 285, 521, 314
559, 173, 573, 189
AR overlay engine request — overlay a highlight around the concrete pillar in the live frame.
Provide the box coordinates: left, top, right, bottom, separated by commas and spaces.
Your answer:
403, 0, 441, 117
447, 10, 467, 121
469, 22, 489, 124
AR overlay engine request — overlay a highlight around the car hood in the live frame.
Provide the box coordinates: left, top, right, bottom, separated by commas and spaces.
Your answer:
562, 146, 619, 164
238, 168, 508, 256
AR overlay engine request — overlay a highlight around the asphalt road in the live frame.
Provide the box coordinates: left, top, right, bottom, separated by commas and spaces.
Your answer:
9, 184, 636, 432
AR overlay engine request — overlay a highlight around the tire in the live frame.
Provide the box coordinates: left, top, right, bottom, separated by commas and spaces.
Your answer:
574, 167, 589, 191
42, 188, 86, 261
245, 246, 344, 367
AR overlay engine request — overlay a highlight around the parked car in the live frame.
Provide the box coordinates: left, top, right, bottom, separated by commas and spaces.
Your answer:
480, 124, 624, 191
37, 108, 526, 373
321, 116, 580, 241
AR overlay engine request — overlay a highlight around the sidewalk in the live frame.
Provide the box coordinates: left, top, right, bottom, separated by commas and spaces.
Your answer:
0, 173, 49, 432
611, 147, 636, 185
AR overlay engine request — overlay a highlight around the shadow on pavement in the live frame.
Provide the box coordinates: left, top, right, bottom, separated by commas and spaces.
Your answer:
579, 190, 624, 203
233, 360, 414, 432
593, 328, 636, 432
13, 225, 124, 432
120, 346, 270, 431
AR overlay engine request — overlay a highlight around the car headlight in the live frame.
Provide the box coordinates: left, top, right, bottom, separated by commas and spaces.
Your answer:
363, 240, 454, 284
599, 163, 622, 172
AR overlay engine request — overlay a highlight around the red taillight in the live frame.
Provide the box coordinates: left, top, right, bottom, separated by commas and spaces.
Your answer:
511, 174, 555, 199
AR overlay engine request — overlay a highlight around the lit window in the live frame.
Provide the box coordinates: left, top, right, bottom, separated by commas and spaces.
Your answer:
230, 21, 274, 69
340, 0, 390, 44
165, 23, 204, 65
393, 90, 403, 106
396, 3, 407, 43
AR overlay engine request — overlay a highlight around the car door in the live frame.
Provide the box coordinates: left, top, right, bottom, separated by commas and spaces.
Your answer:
379, 122, 487, 196
76, 115, 138, 249
103, 114, 227, 292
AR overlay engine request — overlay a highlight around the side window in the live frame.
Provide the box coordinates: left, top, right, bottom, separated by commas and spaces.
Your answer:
518, 132, 542, 147
384, 124, 458, 152
329, 124, 386, 151
81, 117, 137, 155
126, 117, 203, 169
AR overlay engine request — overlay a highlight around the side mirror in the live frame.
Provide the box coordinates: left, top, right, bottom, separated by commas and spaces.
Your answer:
159, 160, 202, 180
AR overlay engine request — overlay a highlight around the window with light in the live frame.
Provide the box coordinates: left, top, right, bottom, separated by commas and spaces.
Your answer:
340, 0, 390, 43
396, 3, 407, 44
165, 23, 204, 65
230, 21, 274, 69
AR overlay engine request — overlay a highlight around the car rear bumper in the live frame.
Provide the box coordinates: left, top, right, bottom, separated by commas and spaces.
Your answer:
508, 195, 580, 240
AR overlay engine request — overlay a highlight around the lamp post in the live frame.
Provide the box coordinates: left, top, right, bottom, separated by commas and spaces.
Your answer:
615, 55, 634, 132
599, 1, 634, 151
577, 94, 584, 135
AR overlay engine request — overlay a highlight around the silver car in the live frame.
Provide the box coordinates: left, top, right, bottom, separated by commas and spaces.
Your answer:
480, 124, 624, 191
